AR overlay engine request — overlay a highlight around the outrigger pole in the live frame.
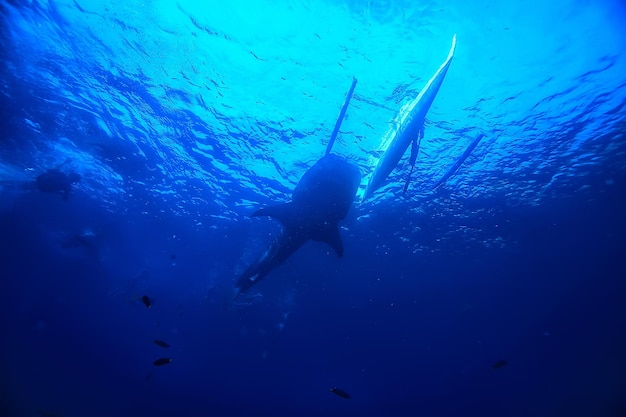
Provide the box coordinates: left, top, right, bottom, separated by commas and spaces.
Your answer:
325, 77, 358, 156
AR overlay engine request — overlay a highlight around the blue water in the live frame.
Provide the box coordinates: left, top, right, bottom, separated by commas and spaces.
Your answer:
1, 0, 626, 415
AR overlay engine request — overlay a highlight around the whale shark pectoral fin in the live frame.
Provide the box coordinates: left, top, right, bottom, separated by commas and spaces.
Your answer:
252, 202, 294, 226
313, 223, 344, 258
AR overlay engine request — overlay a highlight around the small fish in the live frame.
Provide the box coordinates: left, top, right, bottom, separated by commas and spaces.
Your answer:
152, 339, 170, 348
153, 358, 172, 366
141, 295, 151, 309
492, 359, 508, 369
330, 387, 350, 399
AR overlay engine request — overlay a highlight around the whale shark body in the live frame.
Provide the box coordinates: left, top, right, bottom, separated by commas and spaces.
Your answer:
235, 154, 361, 293
232, 35, 456, 296
363, 34, 457, 200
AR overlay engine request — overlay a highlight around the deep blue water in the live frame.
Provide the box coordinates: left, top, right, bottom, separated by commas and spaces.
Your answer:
1, 0, 626, 416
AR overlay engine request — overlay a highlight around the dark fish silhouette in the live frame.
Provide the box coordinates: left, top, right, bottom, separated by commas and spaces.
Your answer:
492, 359, 508, 369
141, 295, 151, 309
330, 387, 350, 399
35, 168, 81, 201
153, 358, 172, 366
152, 339, 170, 348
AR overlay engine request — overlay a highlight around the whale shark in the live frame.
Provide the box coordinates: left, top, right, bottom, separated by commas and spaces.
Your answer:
363, 34, 457, 200
234, 153, 361, 294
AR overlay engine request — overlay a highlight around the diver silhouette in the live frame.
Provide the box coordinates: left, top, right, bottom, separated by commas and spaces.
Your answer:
35, 168, 81, 201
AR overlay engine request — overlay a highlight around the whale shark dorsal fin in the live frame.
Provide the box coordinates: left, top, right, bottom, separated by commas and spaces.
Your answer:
251, 202, 295, 226
312, 223, 344, 258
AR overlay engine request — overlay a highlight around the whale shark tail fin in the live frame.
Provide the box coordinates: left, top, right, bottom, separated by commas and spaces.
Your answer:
220, 285, 241, 312
312, 222, 344, 257
224, 286, 264, 311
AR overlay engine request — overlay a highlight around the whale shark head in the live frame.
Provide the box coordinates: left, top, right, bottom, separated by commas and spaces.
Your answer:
260, 154, 360, 233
